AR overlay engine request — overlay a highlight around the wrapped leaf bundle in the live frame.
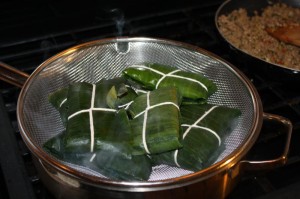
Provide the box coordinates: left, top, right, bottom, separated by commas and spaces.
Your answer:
150, 104, 241, 171
43, 123, 152, 181
63, 79, 137, 153
45, 77, 153, 181
49, 77, 136, 152
48, 77, 134, 126
127, 87, 183, 155
44, 108, 134, 159
122, 63, 217, 102
65, 98, 133, 154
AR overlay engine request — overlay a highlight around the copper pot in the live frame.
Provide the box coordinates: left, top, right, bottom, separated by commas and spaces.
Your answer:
0, 37, 292, 199
33, 112, 291, 199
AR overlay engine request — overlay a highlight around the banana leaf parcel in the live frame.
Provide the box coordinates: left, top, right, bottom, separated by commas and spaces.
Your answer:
127, 87, 183, 155
46, 78, 153, 181
43, 113, 152, 181
122, 63, 217, 102
62, 79, 137, 153
48, 77, 135, 126
150, 104, 241, 171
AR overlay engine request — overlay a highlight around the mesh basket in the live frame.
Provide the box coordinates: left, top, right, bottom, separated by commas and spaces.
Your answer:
17, 37, 262, 187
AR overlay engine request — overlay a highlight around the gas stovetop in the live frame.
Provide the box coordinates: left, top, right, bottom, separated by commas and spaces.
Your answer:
1, 1, 300, 199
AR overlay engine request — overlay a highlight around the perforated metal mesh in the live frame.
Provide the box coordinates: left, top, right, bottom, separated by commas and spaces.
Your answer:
18, 38, 259, 182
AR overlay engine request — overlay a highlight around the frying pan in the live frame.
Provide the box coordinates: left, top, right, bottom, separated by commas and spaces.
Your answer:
0, 37, 292, 199
215, 0, 300, 81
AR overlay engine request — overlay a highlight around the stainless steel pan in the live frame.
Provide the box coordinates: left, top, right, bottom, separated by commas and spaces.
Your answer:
215, 0, 300, 81
0, 37, 292, 199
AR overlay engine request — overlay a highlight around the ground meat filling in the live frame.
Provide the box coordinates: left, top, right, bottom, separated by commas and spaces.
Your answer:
218, 3, 300, 70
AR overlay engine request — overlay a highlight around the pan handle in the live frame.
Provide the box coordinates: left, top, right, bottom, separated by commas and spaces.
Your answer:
239, 113, 292, 171
0, 62, 30, 88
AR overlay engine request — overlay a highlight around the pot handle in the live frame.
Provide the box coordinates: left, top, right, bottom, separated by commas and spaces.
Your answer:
239, 113, 292, 171
0, 62, 29, 88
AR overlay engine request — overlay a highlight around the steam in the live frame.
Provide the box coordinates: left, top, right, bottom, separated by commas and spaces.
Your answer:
109, 8, 125, 36
40, 40, 55, 61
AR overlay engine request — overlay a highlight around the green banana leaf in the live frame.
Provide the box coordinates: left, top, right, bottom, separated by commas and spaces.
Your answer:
150, 104, 241, 171
66, 77, 131, 116
106, 83, 138, 109
43, 131, 95, 164
89, 150, 152, 181
64, 105, 132, 154
65, 84, 133, 154
127, 87, 183, 155
94, 77, 133, 108
47, 78, 135, 153
66, 82, 94, 116
47, 77, 132, 124
43, 130, 152, 181
122, 63, 217, 101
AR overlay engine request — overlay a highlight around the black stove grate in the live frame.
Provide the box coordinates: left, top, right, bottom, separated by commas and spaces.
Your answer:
1, 1, 300, 199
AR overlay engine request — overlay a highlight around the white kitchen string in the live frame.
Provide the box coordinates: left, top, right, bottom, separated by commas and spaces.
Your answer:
133, 91, 180, 154
174, 105, 220, 167
67, 84, 117, 152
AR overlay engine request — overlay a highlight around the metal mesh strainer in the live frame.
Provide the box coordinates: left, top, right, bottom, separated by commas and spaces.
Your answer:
17, 37, 262, 188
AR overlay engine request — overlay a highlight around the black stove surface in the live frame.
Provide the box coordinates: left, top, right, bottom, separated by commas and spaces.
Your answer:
1, 0, 300, 199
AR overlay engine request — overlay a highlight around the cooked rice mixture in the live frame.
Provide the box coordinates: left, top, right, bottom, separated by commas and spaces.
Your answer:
218, 3, 300, 70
